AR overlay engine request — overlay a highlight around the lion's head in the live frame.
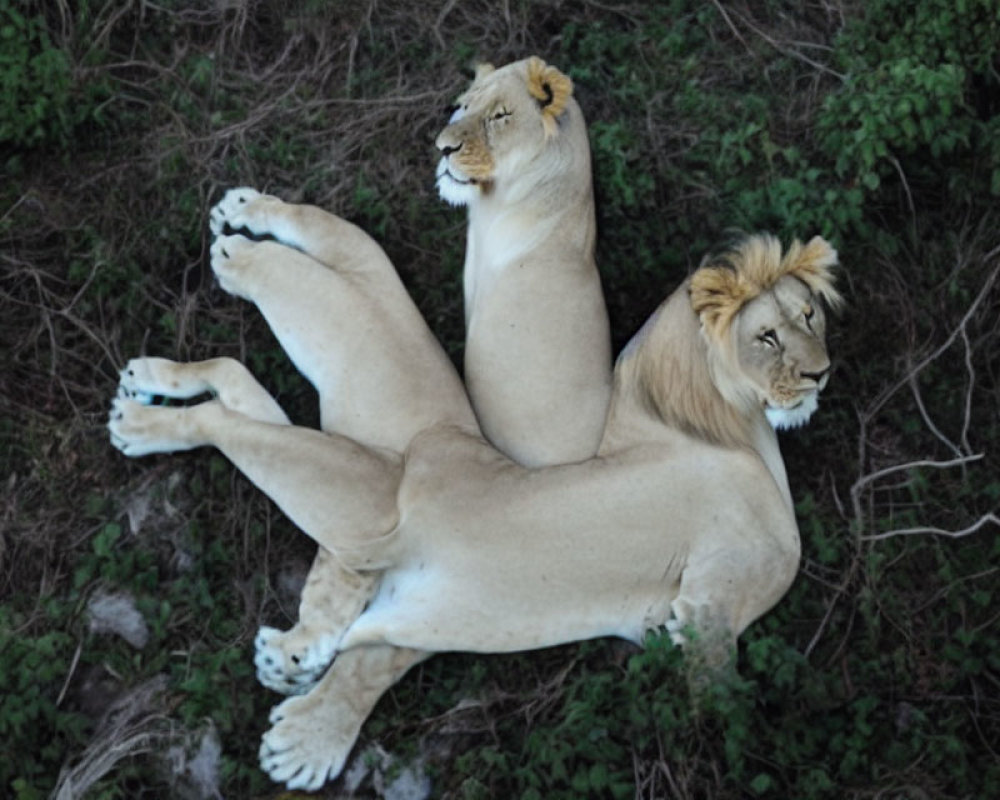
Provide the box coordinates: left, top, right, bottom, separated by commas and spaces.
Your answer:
690, 235, 841, 431
435, 57, 579, 206
620, 234, 840, 449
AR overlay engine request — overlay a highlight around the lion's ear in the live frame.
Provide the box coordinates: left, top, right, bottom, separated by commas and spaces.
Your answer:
781, 236, 843, 310
526, 56, 573, 136
689, 266, 752, 337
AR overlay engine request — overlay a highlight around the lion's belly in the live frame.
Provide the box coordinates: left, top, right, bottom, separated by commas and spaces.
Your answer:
355, 560, 676, 653
347, 429, 784, 654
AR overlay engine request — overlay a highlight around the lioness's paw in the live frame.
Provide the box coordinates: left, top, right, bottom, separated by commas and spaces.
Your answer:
209, 234, 258, 298
108, 395, 189, 457
254, 625, 338, 696
209, 187, 262, 236
119, 356, 205, 404
260, 693, 353, 790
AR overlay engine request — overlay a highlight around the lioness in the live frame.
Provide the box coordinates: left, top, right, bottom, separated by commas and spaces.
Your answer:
196, 58, 613, 712
436, 56, 612, 466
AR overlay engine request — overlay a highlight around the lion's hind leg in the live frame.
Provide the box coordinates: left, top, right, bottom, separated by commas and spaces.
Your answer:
118, 356, 290, 425
209, 187, 392, 278
256, 548, 378, 696
260, 645, 427, 790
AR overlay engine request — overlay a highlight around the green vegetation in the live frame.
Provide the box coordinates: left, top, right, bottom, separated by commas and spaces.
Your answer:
2, 0, 997, 796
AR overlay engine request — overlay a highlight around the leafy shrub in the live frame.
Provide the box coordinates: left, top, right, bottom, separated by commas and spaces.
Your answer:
819, 0, 1000, 199
0, 1, 109, 154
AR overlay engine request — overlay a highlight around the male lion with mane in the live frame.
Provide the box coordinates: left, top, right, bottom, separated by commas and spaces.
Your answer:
110, 176, 840, 787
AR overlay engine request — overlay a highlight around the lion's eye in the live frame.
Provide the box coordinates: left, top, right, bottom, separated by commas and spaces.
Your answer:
491, 108, 512, 122
759, 329, 780, 348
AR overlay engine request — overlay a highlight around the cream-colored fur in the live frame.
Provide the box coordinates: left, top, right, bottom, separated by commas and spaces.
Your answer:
109, 190, 838, 788
436, 57, 611, 466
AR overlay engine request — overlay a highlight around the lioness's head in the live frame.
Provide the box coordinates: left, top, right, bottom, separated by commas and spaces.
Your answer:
435, 56, 578, 206
690, 235, 842, 430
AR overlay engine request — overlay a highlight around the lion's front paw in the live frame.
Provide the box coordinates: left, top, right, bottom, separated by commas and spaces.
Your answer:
209, 187, 263, 236
260, 692, 355, 790
254, 625, 338, 696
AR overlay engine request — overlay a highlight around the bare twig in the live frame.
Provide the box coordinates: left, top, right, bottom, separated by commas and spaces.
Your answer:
849, 453, 985, 526
709, 0, 754, 58
717, 3, 846, 80
859, 513, 1000, 542
864, 255, 1000, 425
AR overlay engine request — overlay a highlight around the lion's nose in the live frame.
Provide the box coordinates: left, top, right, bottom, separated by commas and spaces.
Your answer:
438, 141, 462, 157
801, 365, 830, 385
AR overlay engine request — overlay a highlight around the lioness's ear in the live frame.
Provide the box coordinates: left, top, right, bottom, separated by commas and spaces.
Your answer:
689, 266, 753, 338
474, 62, 496, 81
526, 56, 573, 136
781, 236, 843, 310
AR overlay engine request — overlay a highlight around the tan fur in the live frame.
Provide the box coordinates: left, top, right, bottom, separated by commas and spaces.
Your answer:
436, 56, 612, 466
109, 198, 838, 789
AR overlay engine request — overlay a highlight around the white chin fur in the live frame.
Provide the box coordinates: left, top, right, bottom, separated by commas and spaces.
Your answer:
436, 159, 478, 207
766, 392, 819, 430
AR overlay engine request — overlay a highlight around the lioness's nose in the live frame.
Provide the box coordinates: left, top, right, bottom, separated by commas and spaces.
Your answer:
438, 140, 462, 157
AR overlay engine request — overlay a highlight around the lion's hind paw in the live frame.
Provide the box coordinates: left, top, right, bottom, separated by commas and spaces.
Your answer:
254, 625, 338, 696
260, 693, 353, 790
107, 394, 193, 457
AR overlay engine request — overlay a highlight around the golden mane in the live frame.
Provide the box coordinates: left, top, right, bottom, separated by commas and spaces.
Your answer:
618, 234, 840, 450
690, 234, 841, 340
618, 283, 755, 450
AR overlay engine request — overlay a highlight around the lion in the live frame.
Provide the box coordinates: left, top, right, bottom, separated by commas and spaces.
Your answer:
109, 188, 840, 789
436, 56, 612, 466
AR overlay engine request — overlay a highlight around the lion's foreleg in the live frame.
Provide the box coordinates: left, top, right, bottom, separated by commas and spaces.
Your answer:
256, 549, 379, 695
110, 398, 402, 566
260, 644, 428, 791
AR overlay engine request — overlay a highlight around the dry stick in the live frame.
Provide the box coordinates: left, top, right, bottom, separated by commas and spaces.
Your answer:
849, 453, 985, 524
716, 1, 847, 80
434, 0, 461, 49
860, 512, 1000, 542
863, 253, 1000, 425
806, 253, 1000, 658
709, 0, 754, 57
909, 371, 964, 460
959, 326, 975, 453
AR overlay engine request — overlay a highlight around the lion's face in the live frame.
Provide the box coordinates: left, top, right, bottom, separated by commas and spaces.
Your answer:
435, 57, 574, 206
689, 235, 840, 431
733, 275, 831, 429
